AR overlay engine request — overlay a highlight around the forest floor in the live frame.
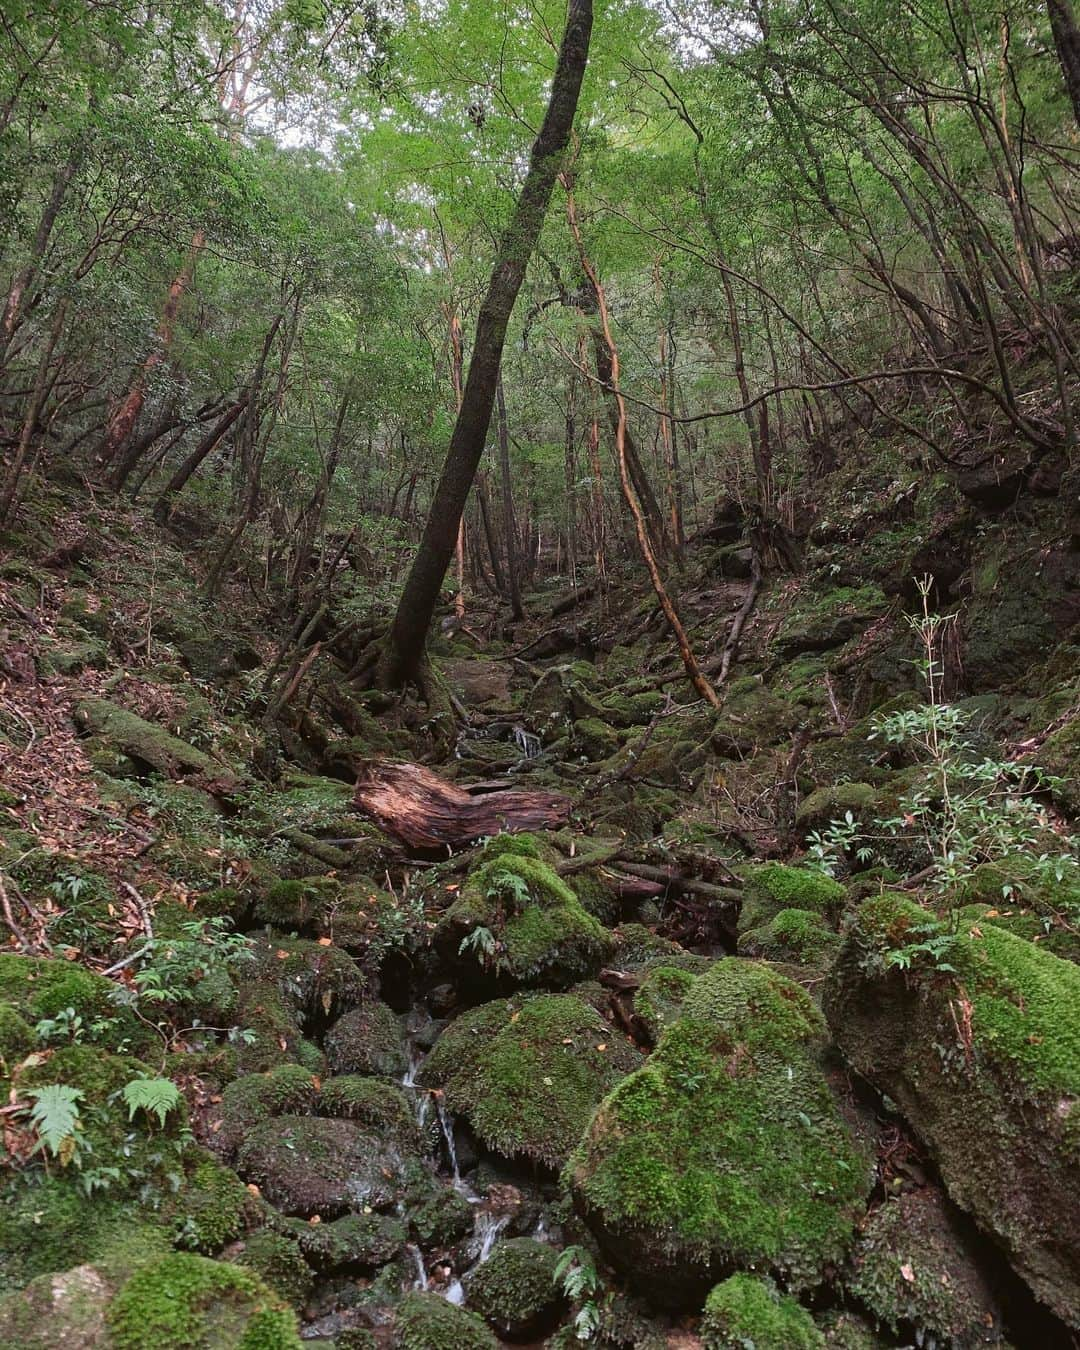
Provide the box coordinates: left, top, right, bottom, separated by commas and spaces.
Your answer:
0, 445, 1078, 1350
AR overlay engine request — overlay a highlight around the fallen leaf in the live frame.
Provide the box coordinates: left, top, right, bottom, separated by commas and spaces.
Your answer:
900, 1263, 915, 1283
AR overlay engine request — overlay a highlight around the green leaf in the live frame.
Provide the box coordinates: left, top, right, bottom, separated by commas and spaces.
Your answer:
26, 1084, 83, 1162
122, 1077, 182, 1129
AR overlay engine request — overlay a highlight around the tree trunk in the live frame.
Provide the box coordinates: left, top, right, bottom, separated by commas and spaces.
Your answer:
496, 375, 525, 619
1048, 0, 1080, 130
375, 0, 594, 690
101, 229, 206, 464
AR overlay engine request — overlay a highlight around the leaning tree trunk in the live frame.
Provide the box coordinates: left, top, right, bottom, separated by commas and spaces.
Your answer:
374, 0, 594, 690
496, 375, 525, 620
1048, 0, 1080, 130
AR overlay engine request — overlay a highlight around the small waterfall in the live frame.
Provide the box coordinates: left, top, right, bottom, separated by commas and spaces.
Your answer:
434, 1096, 460, 1182
444, 1279, 466, 1305
512, 724, 542, 760
468, 1209, 511, 1266
407, 1243, 428, 1291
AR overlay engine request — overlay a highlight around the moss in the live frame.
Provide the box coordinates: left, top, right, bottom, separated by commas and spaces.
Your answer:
108, 1252, 301, 1349
227, 1230, 314, 1309
739, 864, 845, 934
465, 1237, 564, 1338
795, 782, 878, 832
738, 908, 842, 968
325, 1002, 408, 1078
250, 935, 367, 1027
569, 961, 870, 1303
573, 716, 622, 759
633, 965, 698, 1044
0, 954, 152, 1053
253, 877, 341, 931
288, 1210, 406, 1270
421, 994, 642, 1169
0, 1000, 34, 1065
318, 1075, 416, 1134
439, 853, 615, 989
848, 1191, 1003, 1348
234, 982, 305, 1073
408, 1187, 475, 1248
816, 1310, 891, 1348
610, 924, 709, 975
74, 698, 219, 779
394, 1291, 498, 1350
824, 896, 1080, 1325
571, 868, 620, 925
172, 1152, 259, 1254
210, 1064, 319, 1161
701, 1275, 824, 1350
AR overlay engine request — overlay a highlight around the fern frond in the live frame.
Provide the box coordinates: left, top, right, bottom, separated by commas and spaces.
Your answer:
26, 1084, 83, 1162
122, 1077, 182, 1128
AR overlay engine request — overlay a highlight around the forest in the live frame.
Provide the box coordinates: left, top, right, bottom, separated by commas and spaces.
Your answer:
0, 0, 1078, 1345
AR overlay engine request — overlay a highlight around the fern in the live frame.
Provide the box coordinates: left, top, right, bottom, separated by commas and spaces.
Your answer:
459, 925, 497, 961
122, 1077, 182, 1128
26, 1085, 83, 1165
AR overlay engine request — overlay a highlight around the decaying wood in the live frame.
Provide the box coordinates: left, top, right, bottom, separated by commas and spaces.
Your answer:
353, 759, 572, 853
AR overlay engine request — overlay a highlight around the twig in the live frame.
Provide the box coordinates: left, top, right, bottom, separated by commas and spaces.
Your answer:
0, 875, 33, 953
120, 881, 154, 941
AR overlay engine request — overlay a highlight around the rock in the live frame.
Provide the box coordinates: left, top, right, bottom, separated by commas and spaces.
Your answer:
0, 954, 154, 1055
325, 1002, 408, 1078
442, 658, 513, 707
737, 908, 841, 970
795, 782, 878, 836
106, 1251, 300, 1348
206, 1064, 319, 1163
420, 993, 642, 1169
250, 935, 367, 1029
608, 923, 710, 975
568, 960, 871, 1306
225, 1229, 314, 1309
824, 895, 1080, 1327
436, 835, 614, 990
0, 1263, 117, 1348
571, 716, 622, 759
236, 1116, 414, 1218
772, 585, 886, 659
287, 1211, 407, 1271
701, 1274, 823, 1350
408, 1188, 475, 1249
632, 964, 698, 1044
465, 1237, 565, 1339
737, 863, 846, 937
171, 1151, 261, 1255
317, 1076, 417, 1137
392, 1291, 498, 1350
848, 1189, 1005, 1348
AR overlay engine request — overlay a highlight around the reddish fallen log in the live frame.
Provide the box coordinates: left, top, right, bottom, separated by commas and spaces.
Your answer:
353, 759, 572, 853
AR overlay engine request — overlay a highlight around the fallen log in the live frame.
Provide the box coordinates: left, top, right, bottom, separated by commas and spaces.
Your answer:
353, 759, 572, 854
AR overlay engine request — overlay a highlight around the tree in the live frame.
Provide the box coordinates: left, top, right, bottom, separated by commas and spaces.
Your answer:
372, 0, 595, 690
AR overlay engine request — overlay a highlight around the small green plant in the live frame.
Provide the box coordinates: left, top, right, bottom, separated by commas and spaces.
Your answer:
458, 925, 497, 964
486, 868, 532, 911
130, 915, 254, 1007
48, 874, 89, 904
554, 1245, 603, 1342
883, 918, 959, 974
122, 1077, 183, 1129
25, 1084, 83, 1166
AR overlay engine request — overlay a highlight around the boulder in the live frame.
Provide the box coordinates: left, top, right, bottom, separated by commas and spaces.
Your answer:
421, 993, 642, 1169
824, 895, 1080, 1327
568, 960, 871, 1306
393, 1291, 497, 1350
465, 1237, 565, 1339
324, 1002, 408, 1078
701, 1274, 823, 1350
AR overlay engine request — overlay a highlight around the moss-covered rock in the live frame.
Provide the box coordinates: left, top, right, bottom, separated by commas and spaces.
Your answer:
207, 1064, 318, 1162
408, 1187, 475, 1249
824, 894, 1080, 1326
324, 1002, 408, 1078
848, 1189, 1005, 1348
633, 964, 698, 1044
107, 1251, 301, 1348
738, 907, 842, 969
0, 999, 35, 1064
465, 1237, 564, 1338
701, 1275, 823, 1350
421, 994, 642, 1169
437, 847, 614, 990
172, 1151, 260, 1255
317, 1075, 417, 1138
249, 935, 367, 1028
226, 1229, 314, 1309
253, 876, 342, 931
772, 584, 887, 660
286, 1210, 407, 1271
394, 1290, 498, 1350
74, 698, 223, 781
609, 924, 710, 976
738, 863, 845, 935
795, 782, 879, 836
0, 954, 153, 1054
568, 960, 871, 1305
236, 1116, 415, 1218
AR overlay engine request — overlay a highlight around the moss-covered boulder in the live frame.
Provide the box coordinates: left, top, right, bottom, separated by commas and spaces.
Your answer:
795, 782, 879, 838
236, 1116, 415, 1217
738, 907, 841, 969
285, 1210, 406, 1271
633, 964, 698, 1044
107, 1251, 300, 1348
393, 1290, 498, 1350
772, 584, 886, 659
436, 841, 614, 989
172, 1151, 261, 1255
249, 935, 366, 1028
701, 1274, 823, 1350
207, 1064, 319, 1163
465, 1237, 564, 1339
568, 960, 871, 1305
252, 876, 342, 932
421, 994, 642, 1169
0, 1262, 120, 1347
325, 1002, 408, 1078
225, 1229, 313, 1309
848, 1189, 1005, 1348
317, 1075, 417, 1137
408, 1187, 475, 1249
738, 863, 845, 936
73, 698, 224, 781
0, 954, 153, 1054
609, 923, 710, 975
824, 894, 1080, 1326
